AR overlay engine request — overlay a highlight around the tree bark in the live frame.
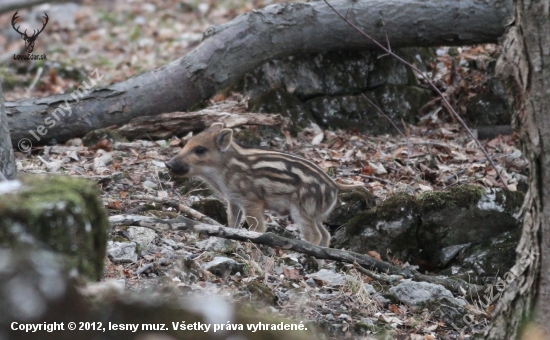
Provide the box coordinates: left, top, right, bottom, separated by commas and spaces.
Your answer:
0, 83, 16, 180
485, 0, 550, 338
6, 0, 512, 146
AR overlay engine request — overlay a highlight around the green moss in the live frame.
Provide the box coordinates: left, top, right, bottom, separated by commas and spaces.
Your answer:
495, 189, 525, 213
375, 193, 416, 219
326, 191, 369, 227
417, 185, 485, 210
111, 236, 126, 243
0, 175, 109, 281
344, 210, 377, 236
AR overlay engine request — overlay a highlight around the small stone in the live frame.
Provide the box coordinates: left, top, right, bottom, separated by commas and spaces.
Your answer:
359, 318, 374, 328
389, 280, 465, 308
305, 278, 317, 287
325, 314, 335, 321
306, 269, 345, 286
127, 227, 157, 252
142, 180, 158, 189
151, 160, 166, 168
161, 238, 178, 249
202, 257, 243, 278
437, 244, 470, 267
195, 237, 233, 252
107, 241, 138, 263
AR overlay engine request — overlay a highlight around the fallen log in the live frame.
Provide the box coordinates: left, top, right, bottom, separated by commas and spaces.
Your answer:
109, 214, 483, 296
6, 0, 512, 145
117, 110, 288, 139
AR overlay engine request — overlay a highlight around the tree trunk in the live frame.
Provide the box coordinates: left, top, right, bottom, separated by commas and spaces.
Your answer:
0, 83, 16, 180
485, 0, 550, 338
5, 0, 512, 145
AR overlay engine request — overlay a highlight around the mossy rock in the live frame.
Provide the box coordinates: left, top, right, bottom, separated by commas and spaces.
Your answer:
416, 185, 486, 211
332, 186, 523, 280
2, 248, 313, 340
0, 175, 109, 281
325, 190, 374, 228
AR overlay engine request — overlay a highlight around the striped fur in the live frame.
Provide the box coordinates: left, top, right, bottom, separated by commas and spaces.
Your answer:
165, 123, 353, 248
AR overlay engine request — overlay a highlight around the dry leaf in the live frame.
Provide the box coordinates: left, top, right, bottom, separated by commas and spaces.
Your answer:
169, 139, 182, 147
368, 162, 387, 175
311, 132, 324, 145
283, 267, 301, 280
361, 164, 375, 176
366, 251, 381, 260
107, 201, 123, 210
389, 304, 401, 314
92, 139, 114, 152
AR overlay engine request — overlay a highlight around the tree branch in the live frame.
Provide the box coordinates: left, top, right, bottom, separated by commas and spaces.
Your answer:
109, 214, 483, 296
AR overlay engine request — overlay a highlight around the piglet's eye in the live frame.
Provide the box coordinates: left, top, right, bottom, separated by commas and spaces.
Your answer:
193, 146, 207, 156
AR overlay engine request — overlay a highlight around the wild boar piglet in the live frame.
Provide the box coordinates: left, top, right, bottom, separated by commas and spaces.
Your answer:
166, 123, 364, 247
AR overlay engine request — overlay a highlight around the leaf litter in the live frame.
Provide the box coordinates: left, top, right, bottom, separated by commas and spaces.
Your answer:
3, 0, 525, 337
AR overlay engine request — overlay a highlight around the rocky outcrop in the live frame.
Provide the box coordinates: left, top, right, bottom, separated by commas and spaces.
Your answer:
237, 48, 437, 135
332, 186, 524, 283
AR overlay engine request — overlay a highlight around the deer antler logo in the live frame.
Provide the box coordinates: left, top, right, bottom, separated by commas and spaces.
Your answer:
11, 10, 49, 55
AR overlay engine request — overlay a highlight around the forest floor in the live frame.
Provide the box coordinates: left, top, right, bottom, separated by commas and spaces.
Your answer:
3, 0, 527, 339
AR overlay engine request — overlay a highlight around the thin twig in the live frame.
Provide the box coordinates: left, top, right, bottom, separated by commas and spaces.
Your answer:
131, 194, 222, 226
381, 15, 392, 55
25, 66, 43, 97
323, 0, 508, 190
358, 174, 392, 186
353, 262, 402, 283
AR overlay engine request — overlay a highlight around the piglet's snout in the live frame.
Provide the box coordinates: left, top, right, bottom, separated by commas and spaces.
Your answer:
165, 159, 189, 175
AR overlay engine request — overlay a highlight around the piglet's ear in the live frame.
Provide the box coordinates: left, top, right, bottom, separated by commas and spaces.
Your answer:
209, 123, 224, 131
215, 128, 233, 151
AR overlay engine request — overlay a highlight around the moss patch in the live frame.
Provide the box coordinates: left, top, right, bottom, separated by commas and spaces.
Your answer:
374, 193, 417, 219
417, 185, 485, 211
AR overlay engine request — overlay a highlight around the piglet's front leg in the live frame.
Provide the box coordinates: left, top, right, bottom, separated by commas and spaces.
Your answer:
227, 202, 243, 228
